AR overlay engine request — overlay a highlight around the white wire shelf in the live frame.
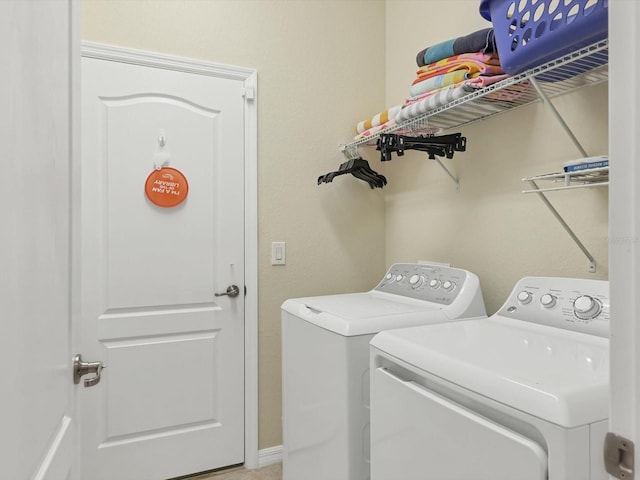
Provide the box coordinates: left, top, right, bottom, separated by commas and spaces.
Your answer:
340, 39, 608, 157
522, 165, 608, 273
522, 166, 609, 193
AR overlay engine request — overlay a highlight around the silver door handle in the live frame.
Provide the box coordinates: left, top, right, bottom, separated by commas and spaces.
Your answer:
215, 285, 240, 298
73, 354, 106, 387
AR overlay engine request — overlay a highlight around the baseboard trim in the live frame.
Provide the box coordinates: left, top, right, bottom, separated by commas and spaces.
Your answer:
257, 445, 282, 468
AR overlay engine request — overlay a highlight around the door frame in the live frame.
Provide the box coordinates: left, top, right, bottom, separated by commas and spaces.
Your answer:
78, 41, 259, 469
609, 2, 640, 472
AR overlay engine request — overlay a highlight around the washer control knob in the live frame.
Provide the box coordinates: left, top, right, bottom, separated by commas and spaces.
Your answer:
442, 280, 455, 292
540, 294, 557, 308
395, 274, 404, 283
573, 295, 602, 320
517, 291, 533, 305
409, 274, 424, 288
385, 273, 394, 281
429, 279, 440, 289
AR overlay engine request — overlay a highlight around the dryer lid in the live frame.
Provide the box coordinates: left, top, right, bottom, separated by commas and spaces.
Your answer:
371, 316, 609, 427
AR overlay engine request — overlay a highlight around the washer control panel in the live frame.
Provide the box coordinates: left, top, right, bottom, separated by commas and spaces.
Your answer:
374, 263, 469, 305
497, 276, 610, 337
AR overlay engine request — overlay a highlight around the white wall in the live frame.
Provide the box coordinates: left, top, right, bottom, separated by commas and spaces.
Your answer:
82, 0, 387, 449
385, 0, 608, 314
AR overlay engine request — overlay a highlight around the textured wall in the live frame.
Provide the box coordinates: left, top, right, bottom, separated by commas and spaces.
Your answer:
82, 0, 387, 449
384, 0, 608, 314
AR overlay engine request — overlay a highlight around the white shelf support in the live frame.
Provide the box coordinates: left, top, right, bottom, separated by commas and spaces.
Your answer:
527, 179, 597, 273
529, 77, 589, 158
434, 157, 460, 192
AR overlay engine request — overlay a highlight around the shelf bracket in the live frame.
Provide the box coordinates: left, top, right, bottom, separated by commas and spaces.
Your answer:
530, 77, 589, 158
433, 158, 460, 192
340, 143, 361, 160
527, 179, 596, 272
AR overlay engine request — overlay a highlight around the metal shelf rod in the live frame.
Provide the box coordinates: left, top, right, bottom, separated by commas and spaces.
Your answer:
529, 77, 589, 157
433, 158, 460, 191
527, 179, 596, 273
522, 181, 608, 194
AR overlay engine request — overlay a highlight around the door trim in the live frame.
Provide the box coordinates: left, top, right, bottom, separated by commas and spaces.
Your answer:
80, 41, 259, 469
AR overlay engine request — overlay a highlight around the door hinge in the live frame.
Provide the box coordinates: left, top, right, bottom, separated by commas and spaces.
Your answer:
605, 432, 635, 479
243, 86, 255, 101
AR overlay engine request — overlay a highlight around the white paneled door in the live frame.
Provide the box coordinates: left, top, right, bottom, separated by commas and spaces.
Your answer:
2, 1, 78, 479
80, 53, 246, 480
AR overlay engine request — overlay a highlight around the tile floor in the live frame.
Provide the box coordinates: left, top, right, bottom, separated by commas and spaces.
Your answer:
186, 463, 282, 480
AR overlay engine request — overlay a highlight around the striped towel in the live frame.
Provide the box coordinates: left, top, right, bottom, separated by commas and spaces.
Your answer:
414, 53, 503, 84
354, 120, 397, 142
408, 70, 470, 99
356, 105, 403, 134
396, 83, 474, 123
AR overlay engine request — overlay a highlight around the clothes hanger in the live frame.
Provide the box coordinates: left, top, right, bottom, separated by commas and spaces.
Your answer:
318, 158, 387, 189
376, 132, 466, 161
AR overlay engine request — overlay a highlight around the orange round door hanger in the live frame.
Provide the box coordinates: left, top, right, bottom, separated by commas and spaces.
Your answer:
145, 167, 189, 208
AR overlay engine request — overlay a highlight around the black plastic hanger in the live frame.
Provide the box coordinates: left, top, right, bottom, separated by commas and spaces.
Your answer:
318, 158, 387, 189
376, 132, 466, 161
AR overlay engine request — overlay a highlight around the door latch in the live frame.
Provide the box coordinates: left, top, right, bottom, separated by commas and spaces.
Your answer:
605, 432, 634, 479
215, 285, 240, 298
73, 354, 106, 387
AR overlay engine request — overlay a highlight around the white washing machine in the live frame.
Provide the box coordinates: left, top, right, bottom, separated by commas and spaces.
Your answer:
370, 276, 610, 480
281, 263, 487, 480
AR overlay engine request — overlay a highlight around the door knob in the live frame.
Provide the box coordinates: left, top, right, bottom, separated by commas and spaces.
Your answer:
215, 285, 240, 298
73, 354, 106, 387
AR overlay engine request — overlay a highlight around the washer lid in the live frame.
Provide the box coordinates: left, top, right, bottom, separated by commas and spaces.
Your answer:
281, 292, 449, 337
371, 316, 609, 428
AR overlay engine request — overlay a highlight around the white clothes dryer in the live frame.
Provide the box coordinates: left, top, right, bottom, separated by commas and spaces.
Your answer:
281, 263, 487, 480
370, 276, 610, 480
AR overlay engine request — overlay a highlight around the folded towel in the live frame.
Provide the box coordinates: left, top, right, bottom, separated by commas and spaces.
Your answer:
464, 73, 510, 88
416, 28, 498, 67
416, 38, 456, 67
396, 83, 474, 123
408, 70, 470, 99
354, 120, 397, 142
405, 81, 469, 106
414, 53, 503, 83
356, 105, 403, 134
405, 73, 515, 107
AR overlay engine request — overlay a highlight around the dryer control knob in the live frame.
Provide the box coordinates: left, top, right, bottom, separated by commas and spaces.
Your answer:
517, 291, 533, 305
540, 294, 557, 308
573, 295, 602, 319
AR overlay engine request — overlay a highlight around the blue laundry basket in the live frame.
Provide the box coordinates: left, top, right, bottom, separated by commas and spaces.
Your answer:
479, 0, 608, 75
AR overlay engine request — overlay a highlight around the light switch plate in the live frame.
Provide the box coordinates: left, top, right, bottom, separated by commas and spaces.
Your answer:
271, 242, 286, 265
